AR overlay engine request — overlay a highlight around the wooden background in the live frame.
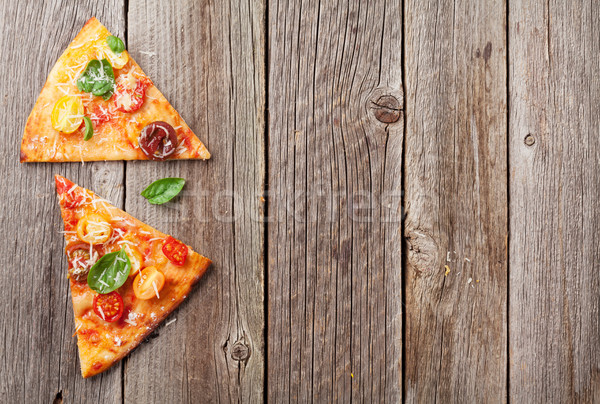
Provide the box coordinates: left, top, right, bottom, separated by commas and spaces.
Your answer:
0, 0, 598, 402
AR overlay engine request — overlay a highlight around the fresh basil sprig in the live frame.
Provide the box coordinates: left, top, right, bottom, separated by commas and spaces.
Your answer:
87, 249, 130, 294
76, 58, 115, 100
141, 178, 186, 205
106, 35, 126, 54
83, 116, 93, 141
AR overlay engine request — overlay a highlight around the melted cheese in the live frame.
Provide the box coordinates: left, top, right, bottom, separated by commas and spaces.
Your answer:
72, 292, 94, 317
115, 91, 133, 110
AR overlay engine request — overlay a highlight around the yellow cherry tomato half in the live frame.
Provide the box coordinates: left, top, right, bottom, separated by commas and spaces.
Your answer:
51, 95, 84, 133
76, 213, 113, 245
133, 266, 165, 300
123, 244, 144, 277
95, 41, 129, 69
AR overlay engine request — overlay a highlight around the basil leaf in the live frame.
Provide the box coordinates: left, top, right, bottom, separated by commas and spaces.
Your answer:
106, 35, 125, 54
87, 249, 130, 294
92, 81, 112, 96
76, 58, 115, 98
83, 116, 93, 141
141, 178, 186, 205
102, 90, 113, 101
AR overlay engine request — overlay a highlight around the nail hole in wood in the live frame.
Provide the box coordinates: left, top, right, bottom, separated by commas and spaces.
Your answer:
524, 134, 535, 146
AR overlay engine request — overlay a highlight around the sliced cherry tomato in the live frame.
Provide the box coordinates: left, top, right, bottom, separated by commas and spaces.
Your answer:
113, 73, 150, 113
76, 213, 113, 244
162, 236, 188, 266
95, 39, 129, 69
65, 242, 97, 282
93, 291, 124, 322
51, 95, 84, 133
123, 244, 144, 277
133, 266, 165, 300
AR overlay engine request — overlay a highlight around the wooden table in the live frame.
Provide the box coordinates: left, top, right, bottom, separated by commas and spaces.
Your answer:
1, 0, 598, 402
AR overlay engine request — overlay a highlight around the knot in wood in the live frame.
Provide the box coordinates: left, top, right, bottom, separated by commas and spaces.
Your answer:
371, 95, 401, 123
524, 133, 535, 146
405, 229, 438, 277
231, 341, 250, 361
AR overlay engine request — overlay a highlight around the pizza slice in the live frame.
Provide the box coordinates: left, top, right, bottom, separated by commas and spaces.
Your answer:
55, 175, 211, 377
21, 17, 210, 162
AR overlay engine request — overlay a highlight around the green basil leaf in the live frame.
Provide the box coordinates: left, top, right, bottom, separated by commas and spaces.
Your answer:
102, 90, 114, 101
141, 178, 186, 205
87, 249, 130, 294
83, 116, 93, 141
76, 72, 94, 93
106, 35, 125, 54
92, 81, 113, 96
76, 58, 115, 97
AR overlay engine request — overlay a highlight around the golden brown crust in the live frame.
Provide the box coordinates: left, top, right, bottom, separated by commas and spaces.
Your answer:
55, 175, 211, 377
21, 17, 210, 163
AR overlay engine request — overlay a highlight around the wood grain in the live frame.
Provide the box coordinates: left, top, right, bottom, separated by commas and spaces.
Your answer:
0, 1, 125, 402
5, 0, 600, 401
267, 0, 403, 401
509, 0, 600, 401
124, 0, 265, 402
403, 0, 508, 402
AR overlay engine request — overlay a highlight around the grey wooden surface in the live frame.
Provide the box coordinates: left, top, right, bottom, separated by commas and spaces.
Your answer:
404, 0, 508, 402
267, 0, 403, 402
509, 0, 600, 402
1, 0, 599, 403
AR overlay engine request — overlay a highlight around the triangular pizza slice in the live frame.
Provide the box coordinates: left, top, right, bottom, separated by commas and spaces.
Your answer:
55, 175, 211, 377
21, 17, 210, 162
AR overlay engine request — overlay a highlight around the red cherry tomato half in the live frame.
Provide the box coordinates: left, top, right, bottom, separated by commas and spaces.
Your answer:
93, 291, 124, 322
65, 242, 97, 282
162, 236, 188, 266
113, 75, 150, 113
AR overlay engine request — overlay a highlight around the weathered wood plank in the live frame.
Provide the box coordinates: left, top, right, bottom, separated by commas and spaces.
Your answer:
0, 2, 125, 402
403, 0, 508, 401
124, 0, 265, 402
267, 0, 403, 401
509, 1, 600, 401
